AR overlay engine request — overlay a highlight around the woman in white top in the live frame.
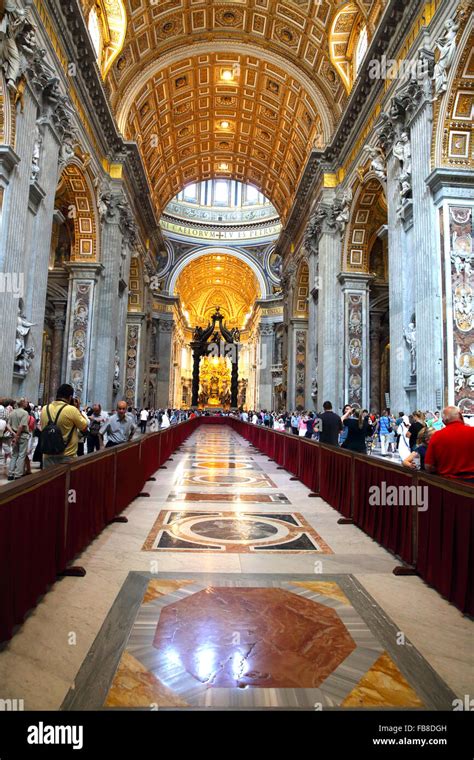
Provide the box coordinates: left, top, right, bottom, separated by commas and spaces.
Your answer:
160, 411, 170, 429
397, 414, 411, 460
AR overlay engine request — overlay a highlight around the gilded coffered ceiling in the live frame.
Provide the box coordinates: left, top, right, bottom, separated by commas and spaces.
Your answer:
176, 253, 261, 329
93, 0, 385, 219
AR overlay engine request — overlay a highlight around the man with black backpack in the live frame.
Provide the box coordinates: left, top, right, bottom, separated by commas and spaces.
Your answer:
40, 384, 89, 469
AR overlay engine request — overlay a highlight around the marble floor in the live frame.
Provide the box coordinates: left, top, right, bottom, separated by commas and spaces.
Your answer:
0, 426, 472, 711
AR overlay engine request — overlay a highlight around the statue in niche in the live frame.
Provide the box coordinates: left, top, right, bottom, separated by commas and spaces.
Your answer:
393, 132, 412, 212
432, 17, 460, 100
113, 350, 120, 393
335, 189, 352, 236
0, 1, 29, 92
15, 304, 36, 375
30, 124, 42, 183
15, 305, 35, 360
404, 321, 417, 378
363, 144, 386, 181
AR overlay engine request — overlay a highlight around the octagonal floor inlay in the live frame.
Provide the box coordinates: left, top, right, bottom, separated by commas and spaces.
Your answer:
153, 587, 355, 689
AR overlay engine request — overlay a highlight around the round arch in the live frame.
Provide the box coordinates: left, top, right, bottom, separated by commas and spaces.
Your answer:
57, 160, 100, 262
167, 247, 268, 300
342, 175, 387, 272
116, 41, 335, 143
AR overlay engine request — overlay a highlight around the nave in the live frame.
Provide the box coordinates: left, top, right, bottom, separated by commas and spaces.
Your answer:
1, 426, 470, 711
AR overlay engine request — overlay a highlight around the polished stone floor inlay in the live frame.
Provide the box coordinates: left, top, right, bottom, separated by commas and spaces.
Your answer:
142, 510, 333, 553
61, 573, 456, 711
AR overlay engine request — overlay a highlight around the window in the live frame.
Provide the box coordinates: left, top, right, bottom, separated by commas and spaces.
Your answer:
183, 183, 198, 202
244, 184, 259, 205
88, 7, 102, 62
355, 26, 368, 75
214, 180, 229, 205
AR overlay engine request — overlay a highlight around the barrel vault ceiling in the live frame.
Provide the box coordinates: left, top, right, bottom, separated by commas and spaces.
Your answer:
100, 0, 386, 222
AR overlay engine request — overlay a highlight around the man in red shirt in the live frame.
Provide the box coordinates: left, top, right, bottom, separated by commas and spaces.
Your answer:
425, 406, 474, 483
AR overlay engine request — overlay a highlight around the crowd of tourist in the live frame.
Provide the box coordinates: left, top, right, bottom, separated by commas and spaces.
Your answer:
0, 384, 194, 481
1, 388, 473, 484
237, 403, 474, 483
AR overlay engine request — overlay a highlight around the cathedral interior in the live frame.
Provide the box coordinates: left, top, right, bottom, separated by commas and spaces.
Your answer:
0, 0, 472, 740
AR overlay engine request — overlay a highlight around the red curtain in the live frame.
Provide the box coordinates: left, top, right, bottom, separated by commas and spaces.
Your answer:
417, 479, 474, 615
319, 447, 353, 517
284, 434, 300, 476
352, 459, 414, 564
140, 433, 161, 481
0, 471, 67, 642
115, 444, 143, 515
67, 453, 116, 561
299, 439, 319, 493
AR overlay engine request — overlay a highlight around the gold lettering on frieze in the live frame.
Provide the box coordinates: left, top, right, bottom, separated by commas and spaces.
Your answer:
160, 220, 281, 240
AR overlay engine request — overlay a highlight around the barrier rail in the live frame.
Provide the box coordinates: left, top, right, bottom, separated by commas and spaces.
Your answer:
1, 415, 472, 643
0, 421, 193, 642
232, 419, 473, 615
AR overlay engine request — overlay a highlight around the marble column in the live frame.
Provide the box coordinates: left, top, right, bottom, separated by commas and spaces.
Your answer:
339, 273, 373, 411
21, 120, 61, 401
316, 201, 344, 411
369, 311, 384, 413
63, 262, 103, 406
156, 318, 174, 408
48, 301, 67, 400
0, 81, 38, 395
124, 314, 144, 409
306, 249, 318, 410
386, 147, 413, 415
91, 189, 124, 409
258, 322, 274, 411
409, 87, 444, 410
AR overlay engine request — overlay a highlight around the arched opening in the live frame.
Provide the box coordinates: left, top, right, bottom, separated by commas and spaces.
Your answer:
38, 163, 100, 404
343, 177, 389, 412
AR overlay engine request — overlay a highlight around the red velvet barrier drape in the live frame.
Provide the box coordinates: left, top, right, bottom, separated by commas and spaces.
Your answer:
140, 433, 161, 481
67, 453, 116, 561
352, 459, 414, 564
284, 434, 300, 476
0, 471, 67, 641
114, 444, 143, 515
417, 478, 474, 615
273, 430, 286, 466
299, 439, 319, 493
319, 446, 353, 517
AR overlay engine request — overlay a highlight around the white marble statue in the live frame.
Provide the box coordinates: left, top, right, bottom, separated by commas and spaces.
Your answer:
30, 125, 42, 182
404, 321, 417, 377
335, 189, 353, 236
432, 18, 459, 100
15, 307, 35, 359
113, 350, 120, 392
0, 1, 28, 91
363, 144, 386, 181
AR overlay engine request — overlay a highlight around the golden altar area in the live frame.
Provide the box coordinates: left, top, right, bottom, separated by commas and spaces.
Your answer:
198, 356, 232, 408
